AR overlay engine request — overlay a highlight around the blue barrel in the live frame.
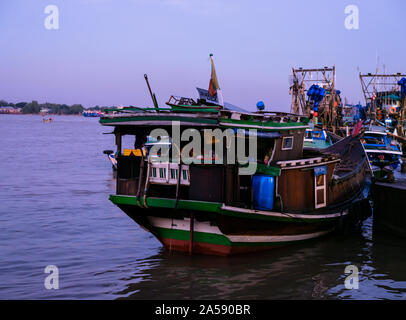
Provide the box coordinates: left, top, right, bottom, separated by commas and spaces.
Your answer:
252, 174, 275, 211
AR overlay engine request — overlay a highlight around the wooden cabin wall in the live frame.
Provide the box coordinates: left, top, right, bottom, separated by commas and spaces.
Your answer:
277, 162, 335, 213
116, 154, 141, 196
117, 178, 138, 196
224, 165, 237, 205
188, 164, 223, 202
277, 169, 314, 212
270, 130, 305, 163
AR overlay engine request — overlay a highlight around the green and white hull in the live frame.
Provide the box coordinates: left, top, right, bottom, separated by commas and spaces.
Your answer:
111, 195, 355, 256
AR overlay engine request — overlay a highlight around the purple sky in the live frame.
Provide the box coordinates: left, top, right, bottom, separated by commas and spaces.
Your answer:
1, 0, 405, 111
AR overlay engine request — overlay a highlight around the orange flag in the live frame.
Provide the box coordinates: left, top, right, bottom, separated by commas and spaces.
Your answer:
208, 54, 220, 97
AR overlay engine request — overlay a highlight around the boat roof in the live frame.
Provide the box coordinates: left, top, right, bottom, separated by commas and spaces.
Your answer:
100, 103, 310, 132
223, 102, 250, 113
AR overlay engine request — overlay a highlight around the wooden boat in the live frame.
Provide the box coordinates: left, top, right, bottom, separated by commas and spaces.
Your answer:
83, 110, 103, 117
99, 97, 370, 256
359, 73, 406, 139
304, 127, 332, 150
42, 116, 52, 123
361, 125, 402, 172
303, 124, 342, 151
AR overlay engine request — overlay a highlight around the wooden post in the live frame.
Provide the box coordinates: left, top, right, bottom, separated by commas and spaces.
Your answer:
115, 132, 122, 155
174, 163, 182, 209
189, 213, 194, 255
144, 74, 159, 111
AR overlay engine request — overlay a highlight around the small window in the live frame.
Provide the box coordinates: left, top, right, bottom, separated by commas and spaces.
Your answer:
281, 136, 294, 150
170, 169, 178, 179
314, 166, 327, 209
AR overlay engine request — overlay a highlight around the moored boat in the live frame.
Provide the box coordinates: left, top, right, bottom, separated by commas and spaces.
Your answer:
304, 125, 333, 150
361, 125, 402, 171
83, 110, 103, 117
99, 58, 371, 256
100, 104, 370, 256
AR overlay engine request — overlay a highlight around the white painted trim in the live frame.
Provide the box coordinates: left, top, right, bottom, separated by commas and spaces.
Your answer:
227, 230, 332, 243
221, 204, 349, 219
314, 173, 327, 209
148, 163, 190, 186
364, 149, 402, 155
278, 156, 323, 165
148, 216, 223, 234
277, 158, 339, 170
364, 131, 387, 136
281, 160, 339, 170
148, 216, 332, 243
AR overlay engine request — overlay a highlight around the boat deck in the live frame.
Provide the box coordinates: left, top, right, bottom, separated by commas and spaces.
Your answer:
376, 171, 406, 190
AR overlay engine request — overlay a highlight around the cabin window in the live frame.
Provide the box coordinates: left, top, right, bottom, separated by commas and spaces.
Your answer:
314, 166, 327, 209
159, 168, 165, 179
281, 136, 294, 150
170, 168, 180, 180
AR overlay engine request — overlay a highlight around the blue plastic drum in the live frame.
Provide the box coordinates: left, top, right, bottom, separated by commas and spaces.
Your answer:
252, 174, 275, 211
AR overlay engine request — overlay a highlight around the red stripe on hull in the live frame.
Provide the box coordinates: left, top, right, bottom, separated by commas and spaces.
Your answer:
160, 238, 284, 256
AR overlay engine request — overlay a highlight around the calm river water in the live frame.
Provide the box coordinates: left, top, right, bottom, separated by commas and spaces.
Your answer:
0, 114, 405, 300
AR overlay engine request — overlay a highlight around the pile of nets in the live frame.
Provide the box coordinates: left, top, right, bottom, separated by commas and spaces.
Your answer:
398, 78, 406, 96
307, 85, 326, 116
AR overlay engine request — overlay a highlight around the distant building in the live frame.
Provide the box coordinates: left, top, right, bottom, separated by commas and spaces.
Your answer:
0, 106, 22, 114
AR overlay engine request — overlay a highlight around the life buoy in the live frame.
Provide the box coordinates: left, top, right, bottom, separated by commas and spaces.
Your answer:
389, 107, 397, 114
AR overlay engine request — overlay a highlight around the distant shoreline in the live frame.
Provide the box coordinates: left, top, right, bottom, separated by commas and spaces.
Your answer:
1, 100, 107, 116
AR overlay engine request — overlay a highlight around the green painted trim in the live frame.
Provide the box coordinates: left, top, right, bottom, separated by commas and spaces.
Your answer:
255, 164, 281, 176
103, 107, 172, 113
170, 106, 219, 113
109, 195, 222, 212
110, 195, 338, 223
100, 116, 218, 125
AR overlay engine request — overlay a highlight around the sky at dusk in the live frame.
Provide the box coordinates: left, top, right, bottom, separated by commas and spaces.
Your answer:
0, 0, 405, 111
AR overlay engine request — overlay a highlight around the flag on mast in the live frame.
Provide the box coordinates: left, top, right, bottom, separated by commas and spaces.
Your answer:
208, 54, 224, 106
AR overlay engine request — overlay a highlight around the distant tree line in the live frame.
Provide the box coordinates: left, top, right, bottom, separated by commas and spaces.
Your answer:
0, 100, 110, 115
